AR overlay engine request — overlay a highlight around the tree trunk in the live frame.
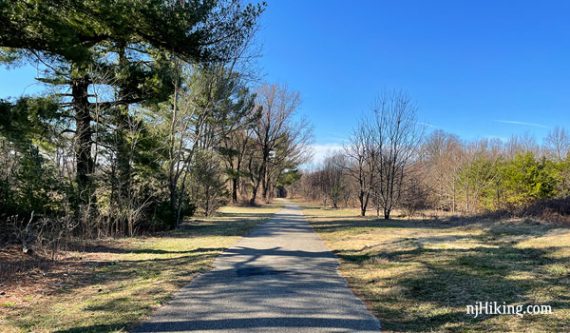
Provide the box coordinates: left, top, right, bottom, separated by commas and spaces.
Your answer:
376, 204, 380, 217
72, 73, 95, 234
231, 177, 239, 203
115, 45, 133, 235
359, 190, 368, 216
250, 184, 258, 206
168, 73, 180, 229
264, 175, 273, 203
250, 153, 266, 206
116, 106, 131, 234
169, 184, 177, 228
262, 169, 271, 202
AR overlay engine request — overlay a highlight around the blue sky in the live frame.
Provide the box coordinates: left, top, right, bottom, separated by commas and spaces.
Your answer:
2, 0, 570, 161
253, 0, 570, 158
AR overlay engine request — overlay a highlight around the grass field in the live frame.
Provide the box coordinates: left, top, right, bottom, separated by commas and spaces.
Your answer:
299, 202, 570, 333
0, 203, 282, 333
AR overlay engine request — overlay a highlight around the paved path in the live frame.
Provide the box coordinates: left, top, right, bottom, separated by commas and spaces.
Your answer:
133, 204, 381, 332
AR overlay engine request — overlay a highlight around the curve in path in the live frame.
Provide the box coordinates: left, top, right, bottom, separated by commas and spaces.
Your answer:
133, 203, 381, 333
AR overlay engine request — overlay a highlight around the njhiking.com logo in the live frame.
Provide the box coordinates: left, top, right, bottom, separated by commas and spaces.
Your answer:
466, 301, 552, 318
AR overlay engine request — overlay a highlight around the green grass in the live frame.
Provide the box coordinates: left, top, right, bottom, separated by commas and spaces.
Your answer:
0, 302, 16, 308
0, 203, 282, 333
300, 202, 570, 333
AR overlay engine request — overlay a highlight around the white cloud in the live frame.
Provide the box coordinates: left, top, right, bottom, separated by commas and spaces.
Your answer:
418, 121, 438, 128
494, 120, 549, 129
301, 143, 345, 170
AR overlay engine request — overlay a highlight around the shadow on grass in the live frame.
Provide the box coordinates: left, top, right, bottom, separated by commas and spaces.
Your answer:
68, 244, 229, 255
311, 216, 570, 332
309, 218, 461, 234
7, 210, 272, 333
214, 212, 277, 219
54, 323, 132, 333
56, 209, 278, 292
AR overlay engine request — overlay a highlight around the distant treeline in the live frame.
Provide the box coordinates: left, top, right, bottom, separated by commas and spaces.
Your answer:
296, 91, 570, 220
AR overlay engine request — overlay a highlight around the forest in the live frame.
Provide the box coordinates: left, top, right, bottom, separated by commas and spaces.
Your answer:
2, 1, 570, 255
0, 0, 310, 250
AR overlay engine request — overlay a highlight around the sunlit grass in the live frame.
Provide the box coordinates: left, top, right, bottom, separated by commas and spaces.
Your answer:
0, 203, 282, 333
300, 202, 570, 333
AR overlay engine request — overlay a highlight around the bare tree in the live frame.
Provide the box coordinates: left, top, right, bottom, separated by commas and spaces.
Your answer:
321, 153, 348, 209
370, 91, 423, 219
344, 123, 375, 216
545, 126, 570, 160
505, 133, 539, 158
422, 130, 465, 213
249, 84, 311, 205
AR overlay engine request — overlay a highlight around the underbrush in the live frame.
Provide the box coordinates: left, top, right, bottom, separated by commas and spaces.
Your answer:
0, 203, 281, 333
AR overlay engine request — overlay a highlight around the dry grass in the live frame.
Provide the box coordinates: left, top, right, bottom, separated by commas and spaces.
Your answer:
0, 202, 282, 333
299, 202, 570, 333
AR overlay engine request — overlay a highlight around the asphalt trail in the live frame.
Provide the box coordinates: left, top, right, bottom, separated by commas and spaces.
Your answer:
133, 204, 381, 332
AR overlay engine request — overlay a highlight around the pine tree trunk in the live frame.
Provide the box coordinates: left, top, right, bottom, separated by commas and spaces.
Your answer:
115, 45, 133, 235
72, 73, 96, 235
115, 106, 131, 235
